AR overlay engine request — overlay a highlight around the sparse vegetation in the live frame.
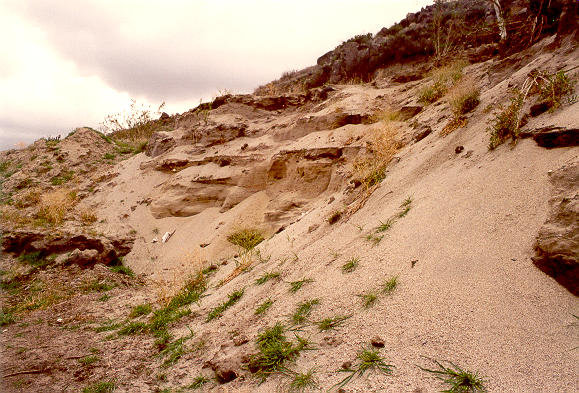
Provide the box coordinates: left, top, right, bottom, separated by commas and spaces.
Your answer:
419, 61, 468, 104
327, 210, 342, 225
538, 70, 576, 110
109, 264, 134, 277
366, 196, 412, 244
488, 91, 523, 150
288, 278, 314, 293
79, 355, 99, 366
382, 276, 398, 294
82, 380, 115, 393
359, 291, 378, 308
334, 347, 395, 389
0, 308, 15, 326
255, 299, 274, 315
206, 288, 244, 321
342, 257, 359, 273
130, 304, 152, 318
255, 271, 280, 285
50, 170, 74, 185
448, 80, 480, 116
159, 331, 193, 367
288, 368, 318, 392
248, 323, 311, 379
291, 299, 320, 325
118, 321, 148, 336
419, 358, 486, 392
186, 376, 210, 389
316, 315, 351, 331
227, 228, 264, 251
376, 219, 395, 233
37, 189, 76, 225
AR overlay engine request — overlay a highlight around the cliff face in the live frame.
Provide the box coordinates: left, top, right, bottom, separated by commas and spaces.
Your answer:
1, 3, 578, 392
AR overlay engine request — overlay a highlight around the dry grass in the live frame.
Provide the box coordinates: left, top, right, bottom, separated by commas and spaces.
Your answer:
419, 60, 468, 104
79, 207, 98, 225
447, 79, 480, 116
37, 189, 76, 225
352, 121, 400, 190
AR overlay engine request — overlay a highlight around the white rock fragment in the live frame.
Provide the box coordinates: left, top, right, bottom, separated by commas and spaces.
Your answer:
162, 229, 176, 243
56, 318, 63, 323
151, 238, 158, 243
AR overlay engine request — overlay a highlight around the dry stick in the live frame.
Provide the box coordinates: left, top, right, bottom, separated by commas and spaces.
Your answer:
2, 368, 47, 378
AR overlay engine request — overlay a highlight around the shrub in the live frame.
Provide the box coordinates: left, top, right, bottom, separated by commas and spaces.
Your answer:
101, 99, 167, 152
419, 81, 447, 104
538, 70, 576, 110
448, 80, 480, 115
488, 92, 524, 150
227, 229, 264, 251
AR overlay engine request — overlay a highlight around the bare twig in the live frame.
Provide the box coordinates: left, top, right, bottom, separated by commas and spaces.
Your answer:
2, 368, 47, 378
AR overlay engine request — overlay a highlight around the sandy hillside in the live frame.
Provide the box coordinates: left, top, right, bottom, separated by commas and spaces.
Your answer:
1, 7, 578, 393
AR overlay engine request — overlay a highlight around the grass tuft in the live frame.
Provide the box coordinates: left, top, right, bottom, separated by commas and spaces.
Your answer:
255, 271, 280, 285
109, 265, 134, 277
291, 299, 320, 325
382, 276, 398, 294
288, 278, 314, 294
82, 381, 115, 393
118, 321, 148, 336
227, 228, 264, 251
419, 358, 486, 392
288, 368, 318, 392
334, 347, 394, 389
255, 299, 274, 315
342, 257, 359, 273
316, 315, 351, 331
206, 288, 244, 321
130, 304, 152, 318
186, 376, 210, 389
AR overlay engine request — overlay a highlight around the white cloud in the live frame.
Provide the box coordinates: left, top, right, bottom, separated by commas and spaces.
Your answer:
0, 0, 432, 149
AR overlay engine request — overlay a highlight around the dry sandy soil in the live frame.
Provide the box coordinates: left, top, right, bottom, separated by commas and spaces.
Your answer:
1, 36, 578, 393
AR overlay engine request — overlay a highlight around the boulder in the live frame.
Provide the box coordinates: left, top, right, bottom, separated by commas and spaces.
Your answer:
532, 162, 578, 295
519, 126, 579, 148
399, 106, 423, 121
145, 132, 176, 157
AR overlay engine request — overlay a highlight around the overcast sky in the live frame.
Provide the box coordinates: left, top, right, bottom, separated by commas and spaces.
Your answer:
0, 0, 432, 150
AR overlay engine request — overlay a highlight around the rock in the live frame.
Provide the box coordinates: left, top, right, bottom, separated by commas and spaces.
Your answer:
529, 102, 551, 117
341, 361, 352, 370
370, 336, 385, 348
519, 126, 579, 148
66, 248, 100, 266
532, 162, 578, 295
1, 229, 135, 266
159, 112, 170, 121
162, 230, 175, 243
233, 335, 249, 346
145, 132, 176, 157
413, 126, 432, 142
455, 145, 464, 154
398, 106, 423, 121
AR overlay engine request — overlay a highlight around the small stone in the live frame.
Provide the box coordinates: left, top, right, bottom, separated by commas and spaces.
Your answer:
215, 369, 237, 384
233, 335, 249, 346
151, 238, 158, 243
411, 260, 418, 268
455, 145, 464, 154
371, 336, 385, 348
56, 318, 63, 323
341, 361, 352, 370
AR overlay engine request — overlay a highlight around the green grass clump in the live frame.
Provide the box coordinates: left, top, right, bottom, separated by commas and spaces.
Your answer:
206, 288, 244, 321
335, 347, 395, 389
83, 279, 115, 293
382, 276, 398, 294
94, 319, 122, 333
376, 219, 395, 233
359, 291, 378, 308
149, 273, 206, 337
342, 257, 359, 273
118, 321, 148, 336
291, 299, 320, 325
488, 92, 523, 150
130, 304, 152, 318
288, 278, 313, 293
109, 265, 134, 276
288, 368, 318, 392
538, 70, 576, 110
227, 228, 264, 251
103, 153, 115, 160
316, 315, 351, 331
0, 308, 15, 326
249, 323, 310, 379
50, 170, 74, 185
419, 81, 447, 104
186, 376, 210, 389
159, 332, 193, 367
449, 86, 480, 116
79, 355, 99, 366
255, 299, 274, 315
82, 380, 115, 393
255, 271, 280, 285
419, 358, 486, 392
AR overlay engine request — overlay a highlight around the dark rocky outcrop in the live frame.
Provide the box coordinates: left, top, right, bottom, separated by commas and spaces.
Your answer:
519, 126, 579, 148
145, 131, 176, 157
532, 162, 578, 295
1, 230, 135, 266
